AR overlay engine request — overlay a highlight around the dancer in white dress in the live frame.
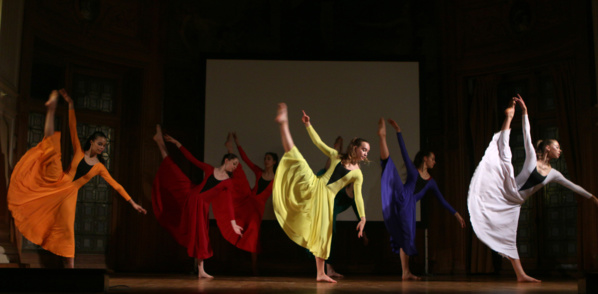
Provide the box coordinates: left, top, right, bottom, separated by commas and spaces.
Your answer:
468, 95, 598, 282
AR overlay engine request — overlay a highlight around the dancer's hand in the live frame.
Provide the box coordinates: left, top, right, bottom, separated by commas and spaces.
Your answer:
129, 200, 147, 214
514, 94, 527, 115
58, 89, 74, 107
333, 136, 343, 152
356, 217, 366, 238
225, 132, 234, 153
455, 212, 466, 228
164, 134, 182, 148
377, 117, 386, 137
387, 119, 401, 133
232, 132, 240, 145
231, 220, 244, 237
302, 110, 311, 127
591, 196, 598, 208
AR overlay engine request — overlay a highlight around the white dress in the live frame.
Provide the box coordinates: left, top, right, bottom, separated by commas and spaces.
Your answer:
467, 115, 592, 259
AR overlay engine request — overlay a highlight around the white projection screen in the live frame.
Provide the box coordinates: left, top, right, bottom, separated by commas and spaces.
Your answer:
204, 59, 420, 222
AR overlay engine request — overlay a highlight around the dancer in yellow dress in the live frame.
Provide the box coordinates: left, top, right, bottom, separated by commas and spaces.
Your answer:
273, 103, 368, 283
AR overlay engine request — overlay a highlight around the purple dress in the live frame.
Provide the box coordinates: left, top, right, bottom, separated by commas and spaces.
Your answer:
381, 132, 456, 256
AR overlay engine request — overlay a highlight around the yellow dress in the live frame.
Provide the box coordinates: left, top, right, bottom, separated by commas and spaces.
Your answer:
272, 125, 365, 259
7, 109, 131, 257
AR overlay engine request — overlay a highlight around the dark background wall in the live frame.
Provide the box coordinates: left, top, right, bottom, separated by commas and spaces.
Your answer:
3, 0, 598, 276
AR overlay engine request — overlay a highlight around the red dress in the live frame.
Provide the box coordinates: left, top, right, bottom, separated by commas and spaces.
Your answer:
152, 146, 240, 259
230, 146, 273, 253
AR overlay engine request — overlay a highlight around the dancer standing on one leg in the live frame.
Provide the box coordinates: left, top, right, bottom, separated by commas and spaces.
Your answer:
224, 132, 278, 274
378, 117, 465, 280
313, 136, 368, 278
273, 103, 368, 283
152, 126, 243, 278
8, 89, 147, 268
468, 94, 598, 282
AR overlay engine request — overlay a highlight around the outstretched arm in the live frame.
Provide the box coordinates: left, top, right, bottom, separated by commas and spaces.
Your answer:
59, 89, 82, 154
389, 119, 416, 171
303, 111, 337, 157
517, 95, 536, 170
429, 180, 464, 227
234, 133, 263, 175
98, 166, 147, 214
165, 135, 213, 173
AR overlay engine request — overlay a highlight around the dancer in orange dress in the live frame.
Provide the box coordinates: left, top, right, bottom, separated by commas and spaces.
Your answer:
152, 126, 243, 278
7, 89, 147, 268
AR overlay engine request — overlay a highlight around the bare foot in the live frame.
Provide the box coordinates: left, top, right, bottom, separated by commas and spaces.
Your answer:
377, 117, 386, 137
402, 273, 421, 281
326, 264, 344, 278
505, 98, 516, 118
225, 132, 234, 153
387, 118, 401, 132
45, 90, 59, 110
275, 103, 288, 124
198, 271, 214, 279
517, 274, 541, 283
316, 274, 337, 283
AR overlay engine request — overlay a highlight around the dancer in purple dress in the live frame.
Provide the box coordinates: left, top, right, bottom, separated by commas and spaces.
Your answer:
378, 118, 465, 280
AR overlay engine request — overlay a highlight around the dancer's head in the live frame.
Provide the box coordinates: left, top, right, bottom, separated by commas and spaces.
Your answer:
341, 138, 370, 165
264, 152, 279, 172
414, 150, 435, 170
84, 131, 108, 164
536, 139, 561, 160
221, 153, 239, 176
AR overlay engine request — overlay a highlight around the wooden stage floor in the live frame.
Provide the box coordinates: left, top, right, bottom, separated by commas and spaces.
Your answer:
108, 274, 579, 293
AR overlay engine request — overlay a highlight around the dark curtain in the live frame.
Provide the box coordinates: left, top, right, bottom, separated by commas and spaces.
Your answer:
468, 74, 500, 273
551, 62, 598, 271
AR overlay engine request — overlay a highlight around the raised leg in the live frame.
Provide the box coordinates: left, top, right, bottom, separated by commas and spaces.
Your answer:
44, 90, 59, 138
315, 256, 336, 283
400, 248, 421, 281
378, 117, 389, 160
509, 257, 540, 283
275, 103, 295, 152
153, 124, 168, 159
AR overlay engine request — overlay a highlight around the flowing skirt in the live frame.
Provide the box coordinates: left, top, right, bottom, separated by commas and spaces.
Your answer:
272, 146, 335, 259
8, 132, 79, 257
467, 129, 525, 259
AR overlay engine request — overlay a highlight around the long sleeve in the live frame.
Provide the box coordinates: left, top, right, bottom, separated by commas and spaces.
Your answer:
237, 145, 262, 176
349, 194, 361, 221
551, 171, 593, 199
521, 114, 537, 170
306, 125, 337, 158
68, 109, 82, 154
396, 132, 416, 172
428, 179, 457, 215
179, 146, 213, 174
98, 165, 132, 201
352, 172, 366, 218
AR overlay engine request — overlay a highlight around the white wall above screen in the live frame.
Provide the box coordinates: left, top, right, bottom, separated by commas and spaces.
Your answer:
205, 59, 420, 222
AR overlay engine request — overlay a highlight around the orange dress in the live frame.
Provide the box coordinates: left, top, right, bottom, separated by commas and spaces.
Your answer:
7, 109, 131, 258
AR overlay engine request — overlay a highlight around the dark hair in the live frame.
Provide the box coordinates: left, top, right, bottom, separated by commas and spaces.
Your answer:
265, 152, 279, 173
340, 137, 370, 165
536, 139, 558, 159
83, 131, 107, 165
413, 150, 434, 169
221, 153, 239, 177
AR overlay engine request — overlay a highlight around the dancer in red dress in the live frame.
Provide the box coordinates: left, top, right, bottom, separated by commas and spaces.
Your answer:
225, 132, 278, 274
152, 125, 243, 278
